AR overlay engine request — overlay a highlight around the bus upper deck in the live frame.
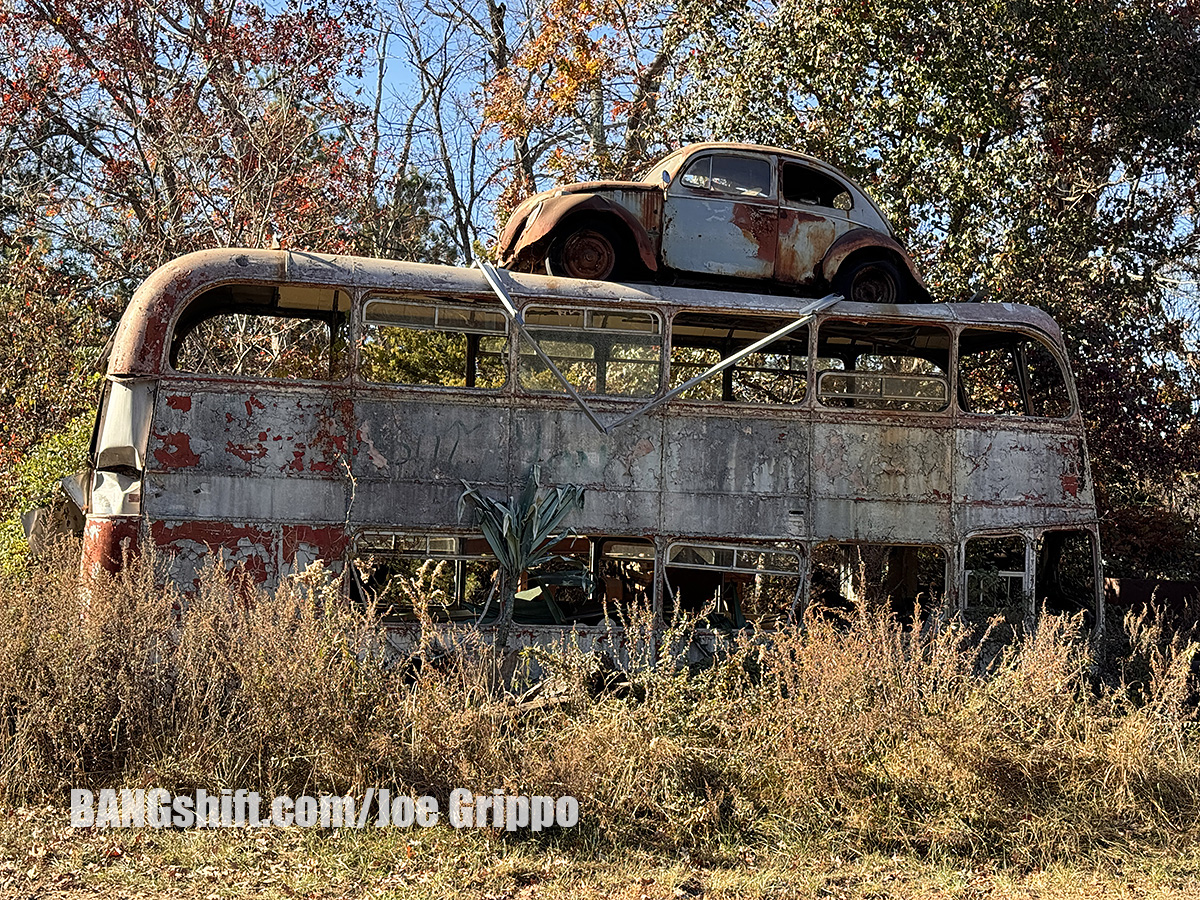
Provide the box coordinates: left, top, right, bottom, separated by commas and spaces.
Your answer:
82, 248, 1103, 634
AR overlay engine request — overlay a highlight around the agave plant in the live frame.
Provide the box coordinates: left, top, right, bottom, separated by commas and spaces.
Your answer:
457, 465, 588, 651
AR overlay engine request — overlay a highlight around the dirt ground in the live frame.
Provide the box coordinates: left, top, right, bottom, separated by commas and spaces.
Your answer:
3, 806, 1200, 900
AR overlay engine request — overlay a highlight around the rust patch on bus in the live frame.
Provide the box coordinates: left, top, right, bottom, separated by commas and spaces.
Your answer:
82, 516, 141, 575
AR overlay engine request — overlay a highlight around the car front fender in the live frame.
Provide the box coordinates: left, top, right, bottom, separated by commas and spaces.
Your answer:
501, 194, 659, 273
821, 228, 927, 291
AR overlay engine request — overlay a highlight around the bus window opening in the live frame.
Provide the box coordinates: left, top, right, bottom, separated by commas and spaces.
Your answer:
816, 320, 950, 411
963, 534, 1028, 624
665, 542, 803, 628
519, 307, 662, 397
808, 542, 946, 621
1036, 529, 1097, 625
958, 329, 1072, 417
171, 284, 349, 381
669, 314, 809, 404
360, 297, 508, 388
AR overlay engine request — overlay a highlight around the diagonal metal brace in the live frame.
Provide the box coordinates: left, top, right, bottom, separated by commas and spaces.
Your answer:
476, 260, 841, 435
604, 292, 842, 431
476, 260, 608, 433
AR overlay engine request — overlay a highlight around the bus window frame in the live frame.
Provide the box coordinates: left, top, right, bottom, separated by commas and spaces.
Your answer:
954, 324, 1078, 421
358, 293, 512, 392
812, 316, 954, 417
166, 281, 353, 386
516, 303, 666, 400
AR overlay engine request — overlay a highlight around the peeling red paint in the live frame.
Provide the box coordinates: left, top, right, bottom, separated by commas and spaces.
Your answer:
167, 395, 192, 411
151, 519, 276, 585
226, 440, 268, 462
245, 394, 267, 416
81, 516, 141, 575
282, 524, 349, 562
153, 433, 201, 468
1062, 473, 1079, 498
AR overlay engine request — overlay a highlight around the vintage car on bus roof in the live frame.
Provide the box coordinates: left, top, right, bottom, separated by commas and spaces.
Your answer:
497, 142, 928, 304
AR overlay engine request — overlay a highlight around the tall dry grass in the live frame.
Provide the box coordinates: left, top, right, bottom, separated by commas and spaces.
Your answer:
1, 544, 1198, 866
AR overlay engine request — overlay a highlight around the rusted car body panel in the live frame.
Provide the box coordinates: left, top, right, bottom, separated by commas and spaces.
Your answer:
821, 228, 928, 288
501, 186, 661, 273
83, 249, 1103, 636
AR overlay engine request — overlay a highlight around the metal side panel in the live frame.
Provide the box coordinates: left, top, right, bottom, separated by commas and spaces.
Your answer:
511, 405, 664, 534
661, 411, 810, 539
351, 396, 512, 528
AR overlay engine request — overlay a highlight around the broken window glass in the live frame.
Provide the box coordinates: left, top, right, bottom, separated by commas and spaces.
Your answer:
779, 163, 852, 210
958, 329, 1071, 417
669, 314, 809, 404
816, 320, 951, 411
664, 542, 802, 628
808, 542, 946, 621
360, 297, 508, 388
519, 307, 662, 398
172, 284, 350, 380
1035, 529, 1096, 625
963, 534, 1028, 624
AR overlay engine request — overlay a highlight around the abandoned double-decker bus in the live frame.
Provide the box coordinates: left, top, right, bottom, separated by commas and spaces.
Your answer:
82, 248, 1103, 641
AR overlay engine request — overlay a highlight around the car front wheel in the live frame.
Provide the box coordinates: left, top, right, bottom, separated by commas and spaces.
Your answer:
833, 259, 904, 304
546, 225, 619, 281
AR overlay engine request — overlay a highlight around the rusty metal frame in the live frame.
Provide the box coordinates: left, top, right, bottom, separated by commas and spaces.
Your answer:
478, 260, 840, 433
82, 249, 1104, 637
608, 292, 841, 430
477, 260, 608, 433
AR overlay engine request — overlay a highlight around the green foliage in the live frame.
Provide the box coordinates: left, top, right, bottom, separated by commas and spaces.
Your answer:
3, 413, 93, 514
666, 0, 1200, 520
0, 413, 94, 570
360, 326, 506, 388
0, 252, 105, 478
458, 465, 588, 648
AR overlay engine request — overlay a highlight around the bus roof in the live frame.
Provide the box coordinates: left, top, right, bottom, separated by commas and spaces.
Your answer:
109, 248, 1065, 376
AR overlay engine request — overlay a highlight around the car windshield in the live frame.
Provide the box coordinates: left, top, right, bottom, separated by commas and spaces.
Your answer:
638, 151, 685, 185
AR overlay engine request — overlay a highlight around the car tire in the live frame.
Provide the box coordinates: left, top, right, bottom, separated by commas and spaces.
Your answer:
546, 224, 620, 281
833, 258, 905, 304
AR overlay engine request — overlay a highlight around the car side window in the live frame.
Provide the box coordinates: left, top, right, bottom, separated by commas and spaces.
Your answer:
679, 155, 771, 197
780, 162, 853, 210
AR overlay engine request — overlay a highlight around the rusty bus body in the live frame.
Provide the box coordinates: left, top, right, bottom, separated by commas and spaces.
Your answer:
81, 249, 1104, 642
